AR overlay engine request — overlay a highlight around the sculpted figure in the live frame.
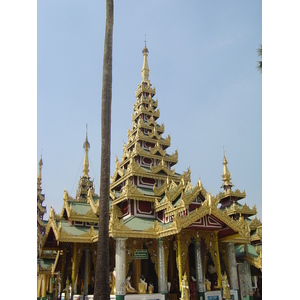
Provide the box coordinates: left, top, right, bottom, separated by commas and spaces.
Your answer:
180, 272, 190, 300
138, 275, 147, 293
207, 264, 218, 289
205, 279, 211, 291
64, 277, 72, 300
148, 283, 154, 294
126, 275, 136, 293
221, 272, 231, 300
110, 268, 116, 295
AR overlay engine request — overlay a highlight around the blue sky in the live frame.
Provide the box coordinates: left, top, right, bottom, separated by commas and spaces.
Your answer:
37, 0, 262, 220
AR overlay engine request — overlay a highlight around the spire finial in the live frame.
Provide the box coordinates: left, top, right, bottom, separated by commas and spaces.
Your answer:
37, 152, 43, 189
142, 37, 150, 81
221, 150, 233, 191
83, 125, 90, 177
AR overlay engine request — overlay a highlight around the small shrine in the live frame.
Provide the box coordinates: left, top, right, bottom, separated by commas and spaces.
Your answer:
38, 44, 262, 300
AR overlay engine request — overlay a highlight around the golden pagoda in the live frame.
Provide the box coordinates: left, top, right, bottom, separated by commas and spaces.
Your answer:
216, 153, 262, 297
37, 156, 58, 300
39, 44, 262, 300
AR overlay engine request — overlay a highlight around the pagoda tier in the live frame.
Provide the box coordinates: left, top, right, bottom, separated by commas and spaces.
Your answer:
42, 134, 100, 251
216, 154, 262, 252
110, 44, 192, 223
216, 154, 257, 219
75, 131, 95, 202
37, 156, 47, 240
58, 132, 99, 225
109, 45, 246, 236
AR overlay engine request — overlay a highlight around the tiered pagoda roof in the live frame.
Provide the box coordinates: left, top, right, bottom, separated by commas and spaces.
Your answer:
107, 44, 251, 245
37, 156, 58, 275
37, 156, 47, 255
42, 133, 101, 251
215, 153, 262, 269
217, 154, 256, 220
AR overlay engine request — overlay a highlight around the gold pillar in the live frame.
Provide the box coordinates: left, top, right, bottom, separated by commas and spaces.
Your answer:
132, 259, 141, 290
72, 243, 78, 292
176, 234, 182, 291
214, 231, 222, 288
42, 274, 47, 298
49, 276, 53, 294
37, 275, 42, 298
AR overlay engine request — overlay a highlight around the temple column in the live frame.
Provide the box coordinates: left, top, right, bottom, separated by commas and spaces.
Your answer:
213, 231, 222, 288
194, 240, 205, 300
115, 238, 127, 300
37, 275, 42, 300
227, 243, 239, 291
238, 262, 253, 300
168, 242, 176, 287
49, 276, 54, 300
158, 238, 168, 299
132, 259, 141, 290
41, 274, 47, 300
61, 246, 67, 297
176, 234, 183, 291
88, 251, 92, 290
83, 248, 90, 297
72, 243, 78, 295
185, 246, 190, 281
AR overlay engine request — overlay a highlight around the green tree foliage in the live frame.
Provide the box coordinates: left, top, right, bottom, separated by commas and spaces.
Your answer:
257, 44, 262, 73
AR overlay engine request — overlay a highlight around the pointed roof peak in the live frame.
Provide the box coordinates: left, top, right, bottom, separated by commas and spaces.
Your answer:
222, 146, 228, 164
221, 150, 233, 190
141, 38, 150, 82
37, 154, 43, 189
83, 124, 90, 150
83, 124, 90, 177
143, 34, 149, 53
75, 127, 94, 201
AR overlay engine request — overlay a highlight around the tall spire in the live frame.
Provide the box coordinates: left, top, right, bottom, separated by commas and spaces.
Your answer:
83, 124, 90, 177
141, 37, 150, 82
221, 151, 233, 191
37, 155, 43, 190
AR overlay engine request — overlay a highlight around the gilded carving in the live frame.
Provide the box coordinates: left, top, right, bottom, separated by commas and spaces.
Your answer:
150, 159, 176, 176
111, 157, 126, 183
145, 239, 159, 277
249, 216, 262, 230
153, 178, 169, 196
174, 231, 193, 274
224, 202, 257, 216
125, 238, 144, 275
148, 126, 162, 139
219, 242, 230, 280
73, 243, 84, 280
149, 141, 166, 156
135, 82, 156, 98
165, 180, 183, 202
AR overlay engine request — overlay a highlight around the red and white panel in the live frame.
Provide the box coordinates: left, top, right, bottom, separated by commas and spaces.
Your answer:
190, 214, 223, 230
